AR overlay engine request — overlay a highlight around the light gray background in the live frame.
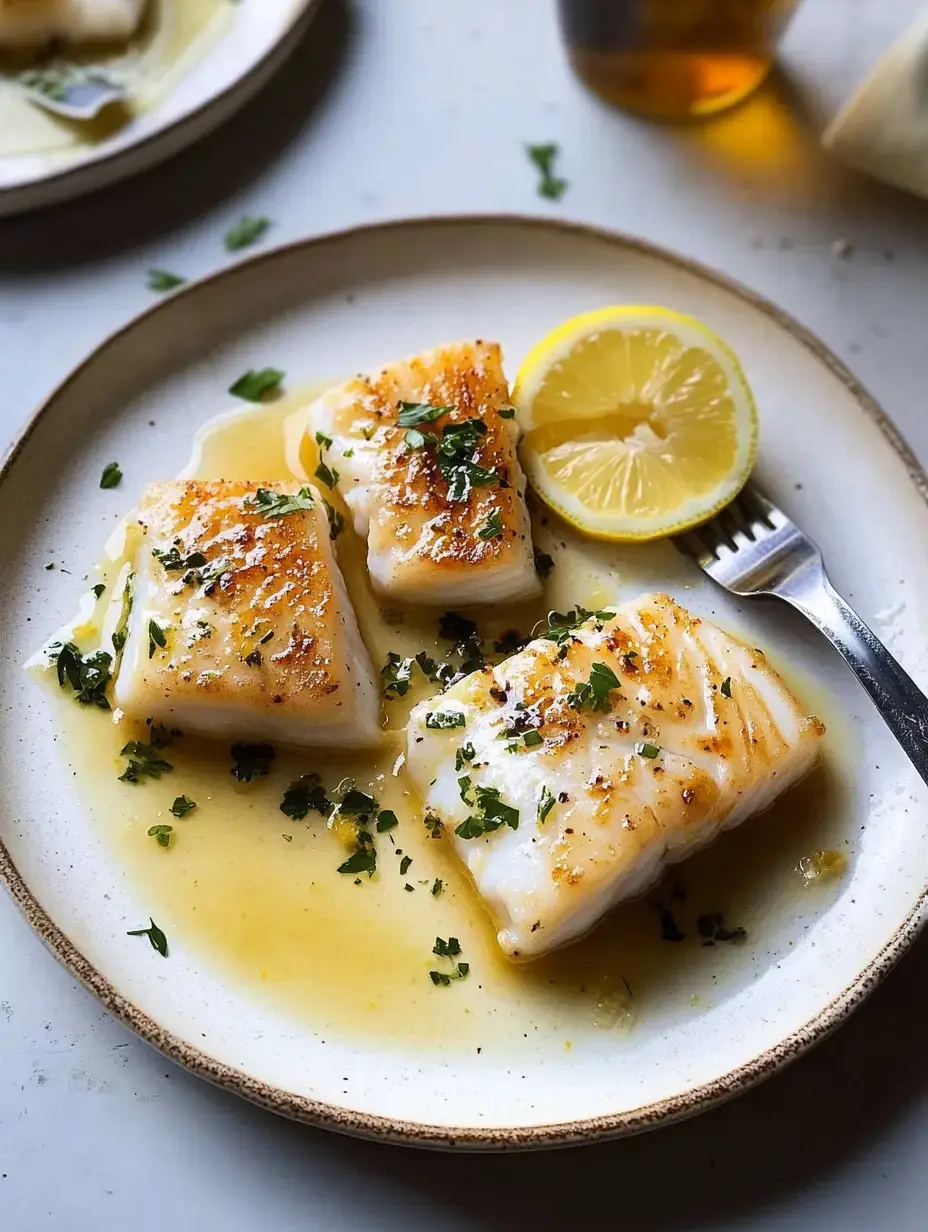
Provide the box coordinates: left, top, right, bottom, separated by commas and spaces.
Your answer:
2, 1, 928, 1227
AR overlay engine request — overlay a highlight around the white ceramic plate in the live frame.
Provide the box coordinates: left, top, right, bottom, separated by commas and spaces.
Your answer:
3, 217, 928, 1149
0, 0, 318, 218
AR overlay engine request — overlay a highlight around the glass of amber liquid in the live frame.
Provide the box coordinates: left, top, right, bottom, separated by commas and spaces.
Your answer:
558, 0, 800, 120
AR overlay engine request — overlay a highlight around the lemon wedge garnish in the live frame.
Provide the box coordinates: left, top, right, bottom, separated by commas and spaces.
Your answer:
513, 306, 758, 541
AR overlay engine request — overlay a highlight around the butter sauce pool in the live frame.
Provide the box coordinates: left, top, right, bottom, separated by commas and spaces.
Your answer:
52, 390, 852, 1053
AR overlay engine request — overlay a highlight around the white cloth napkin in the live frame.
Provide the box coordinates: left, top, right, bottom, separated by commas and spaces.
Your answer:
824, 10, 928, 196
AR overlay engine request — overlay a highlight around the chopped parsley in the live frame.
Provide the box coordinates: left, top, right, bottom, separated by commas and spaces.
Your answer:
429, 936, 469, 985
315, 430, 333, 449
147, 269, 186, 293
455, 742, 475, 771
425, 709, 466, 730
323, 501, 344, 540
399, 855, 413, 876
229, 368, 284, 402
381, 652, 415, 698
148, 824, 173, 849
126, 918, 168, 957
148, 619, 167, 659
119, 737, 174, 784
224, 215, 271, 251
537, 785, 556, 824
280, 773, 332, 820
431, 878, 443, 897
697, 913, 747, 946
455, 785, 519, 840
92, 584, 106, 599
414, 650, 455, 686
152, 545, 208, 573
230, 742, 275, 782
527, 142, 567, 199
498, 406, 516, 419
100, 462, 122, 490
537, 606, 613, 647
245, 486, 314, 518
533, 548, 555, 578
170, 795, 197, 818
424, 812, 443, 839
376, 810, 398, 833
659, 909, 686, 942
721, 677, 733, 698
404, 416, 500, 502
477, 510, 504, 541
314, 460, 339, 489
337, 845, 377, 877
636, 742, 661, 760
338, 789, 378, 815
343, 448, 354, 459
50, 642, 113, 709
567, 661, 621, 713
397, 401, 453, 428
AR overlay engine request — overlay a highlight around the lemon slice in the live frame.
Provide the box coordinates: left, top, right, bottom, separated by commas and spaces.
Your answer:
513, 306, 757, 541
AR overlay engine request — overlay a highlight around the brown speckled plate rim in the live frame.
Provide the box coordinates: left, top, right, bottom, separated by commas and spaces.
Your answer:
2, 214, 926, 1151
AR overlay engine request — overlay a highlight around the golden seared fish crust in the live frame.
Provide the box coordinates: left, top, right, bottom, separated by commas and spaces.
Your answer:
406, 592, 825, 959
306, 340, 540, 606
113, 480, 381, 747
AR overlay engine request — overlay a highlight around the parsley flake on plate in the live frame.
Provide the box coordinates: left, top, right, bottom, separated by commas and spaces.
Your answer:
147, 269, 185, 293
50, 642, 112, 709
526, 142, 568, 200
100, 462, 122, 490
224, 215, 271, 252
229, 368, 284, 402
126, 918, 168, 957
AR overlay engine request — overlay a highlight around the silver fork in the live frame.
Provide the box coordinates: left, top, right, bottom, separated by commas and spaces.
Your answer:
675, 483, 928, 785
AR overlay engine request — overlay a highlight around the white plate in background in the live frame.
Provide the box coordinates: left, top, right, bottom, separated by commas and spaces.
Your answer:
0, 0, 319, 218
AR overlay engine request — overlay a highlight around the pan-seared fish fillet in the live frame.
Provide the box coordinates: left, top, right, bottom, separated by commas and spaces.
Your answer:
305, 341, 540, 606
0, 0, 146, 47
113, 480, 381, 747
406, 592, 824, 959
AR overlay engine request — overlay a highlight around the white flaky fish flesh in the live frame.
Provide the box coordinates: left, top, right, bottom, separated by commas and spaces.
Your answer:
406, 592, 825, 959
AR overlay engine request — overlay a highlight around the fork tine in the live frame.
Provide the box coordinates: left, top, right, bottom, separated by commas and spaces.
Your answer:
738, 483, 781, 529
675, 529, 716, 566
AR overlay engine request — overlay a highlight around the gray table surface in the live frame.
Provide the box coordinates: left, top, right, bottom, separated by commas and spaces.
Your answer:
3, 1, 928, 1227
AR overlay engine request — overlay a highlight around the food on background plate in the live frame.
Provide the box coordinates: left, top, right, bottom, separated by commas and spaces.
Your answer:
0, 0, 147, 47
306, 340, 540, 606
406, 592, 824, 959
112, 479, 381, 747
512, 306, 757, 542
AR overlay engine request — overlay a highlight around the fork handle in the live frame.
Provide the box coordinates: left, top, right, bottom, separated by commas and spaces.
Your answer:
783, 576, 928, 785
